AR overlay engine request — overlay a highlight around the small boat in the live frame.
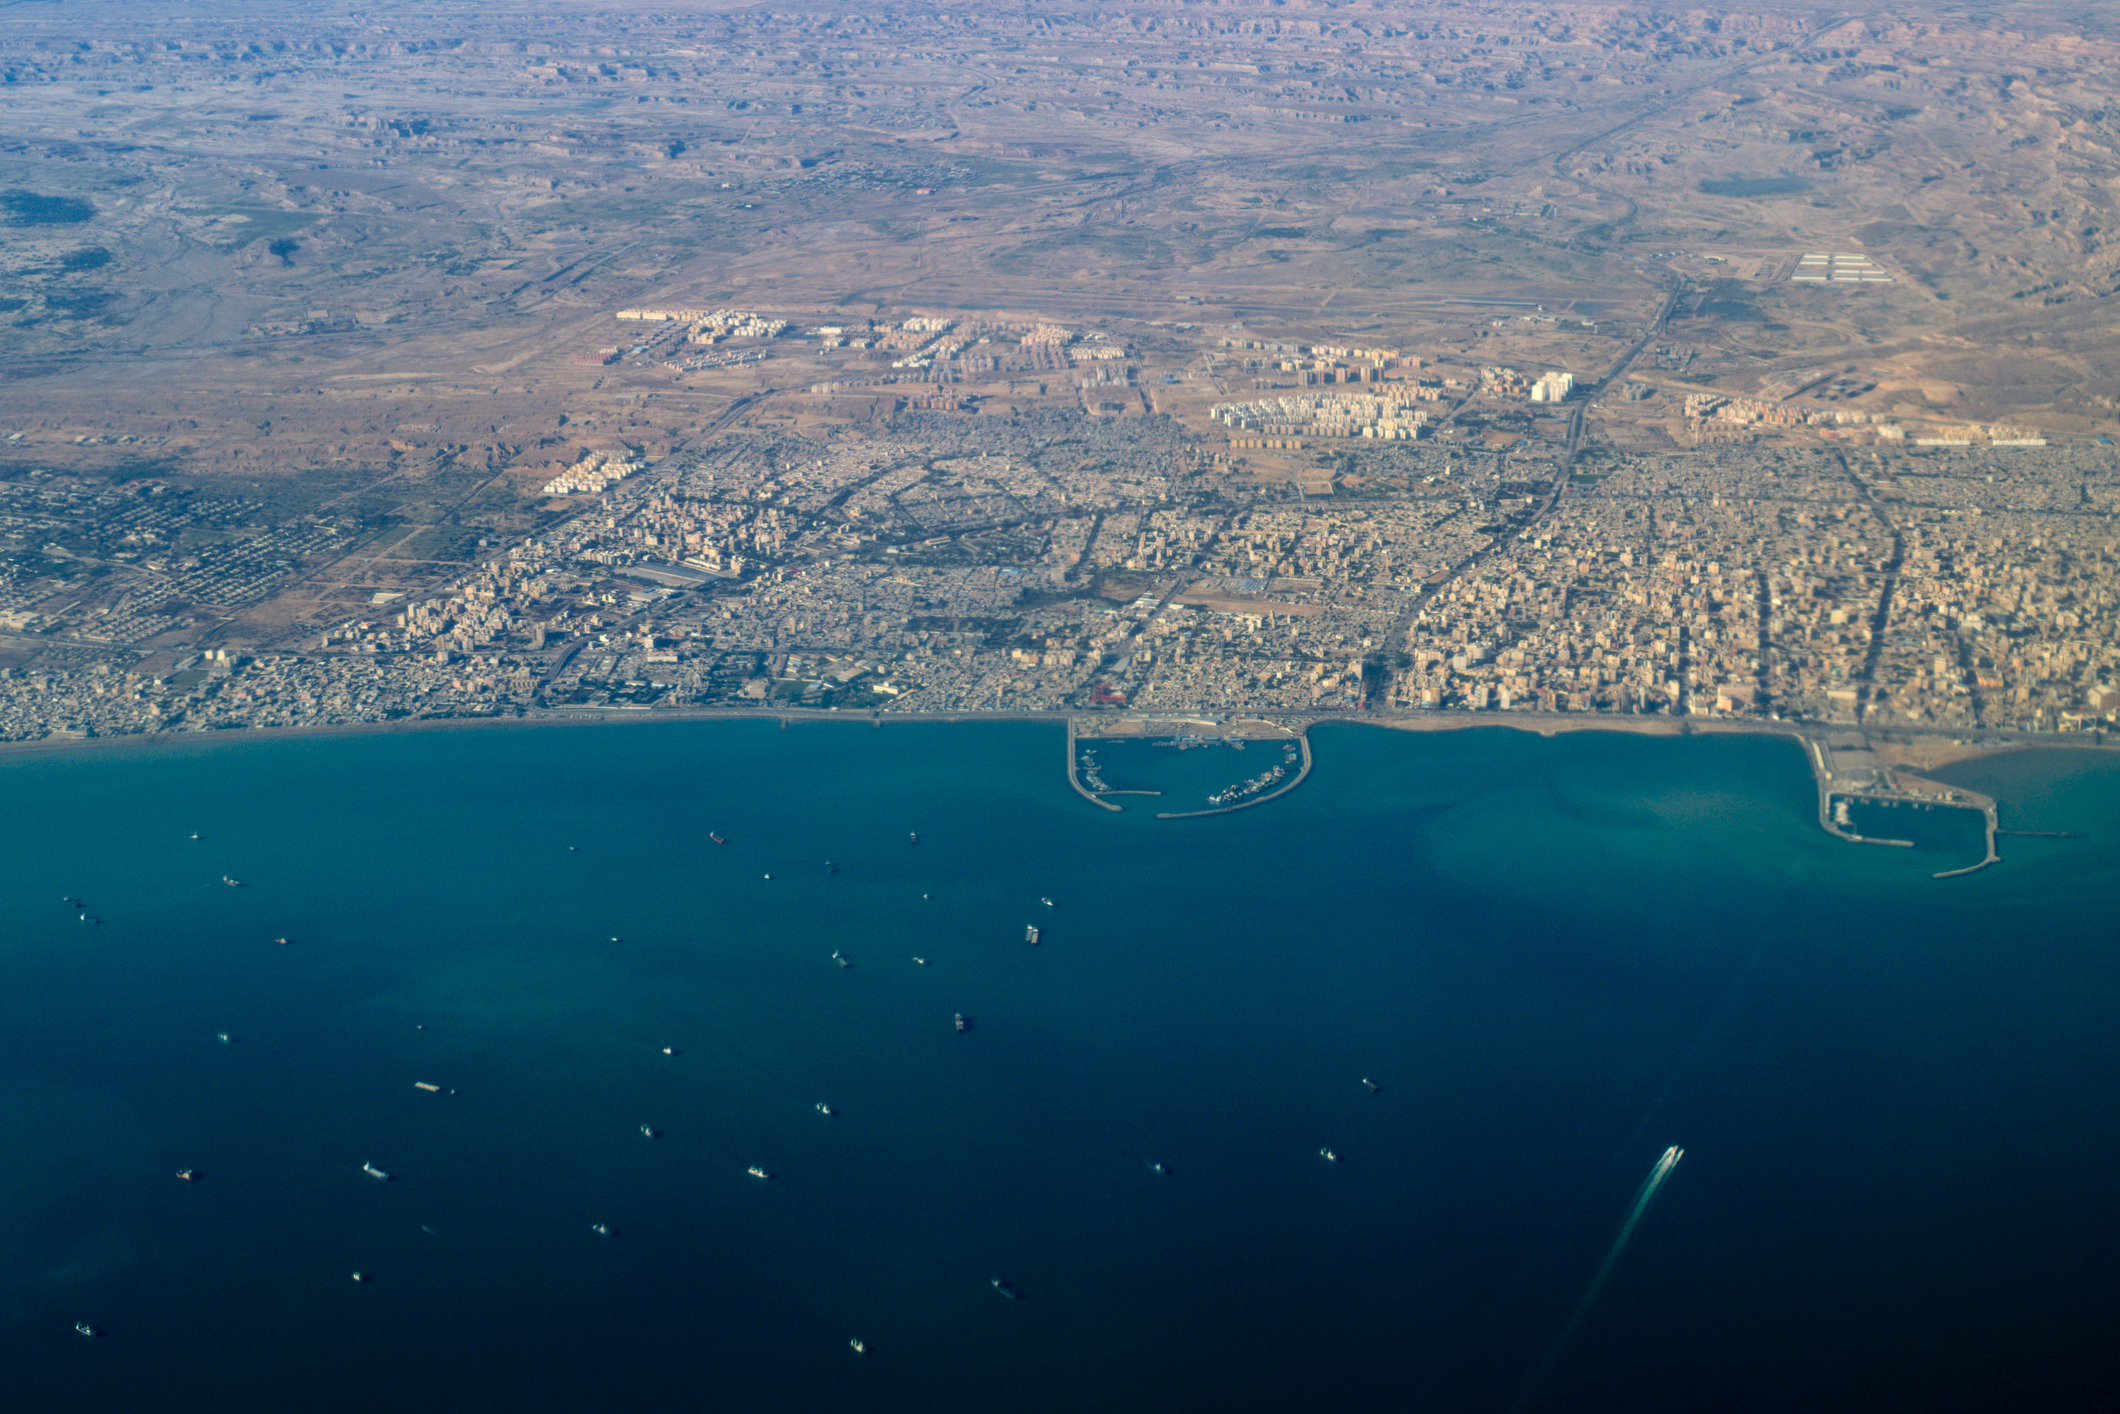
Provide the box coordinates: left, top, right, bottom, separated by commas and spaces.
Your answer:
1024, 925, 1040, 945
1040, 897, 1053, 907
990, 1278, 1019, 1299
1319, 1148, 1338, 1164
414, 1082, 442, 1093
175, 1169, 196, 1182
833, 950, 852, 969
912, 957, 927, 966
1361, 1078, 1381, 1094
709, 832, 726, 845
75, 1322, 98, 1337
362, 1162, 391, 1181
747, 1165, 771, 1180
849, 1337, 866, 1354
222, 876, 242, 888
609, 936, 621, 943
954, 1013, 971, 1032
216, 1032, 232, 1044
351, 1271, 363, 1282
591, 1222, 611, 1237
1145, 1158, 1165, 1176
189, 832, 201, 840
825, 860, 838, 875
763, 873, 771, 880
661, 1046, 678, 1056
640, 1124, 658, 1139
909, 832, 919, 844
274, 937, 290, 946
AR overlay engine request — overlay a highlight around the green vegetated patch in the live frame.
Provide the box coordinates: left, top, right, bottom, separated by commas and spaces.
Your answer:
45, 290, 116, 319
1698, 299, 1766, 322
387, 523, 484, 563
949, 157, 1057, 187
196, 207, 321, 248
1699, 176, 1809, 197
992, 226, 1171, 270
3, 190, 94, 225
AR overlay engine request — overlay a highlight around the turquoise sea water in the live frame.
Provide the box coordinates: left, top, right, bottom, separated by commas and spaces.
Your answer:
3, 722, 2117, 1412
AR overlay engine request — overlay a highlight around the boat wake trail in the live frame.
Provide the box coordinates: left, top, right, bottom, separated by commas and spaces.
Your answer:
1505, 1145, 1684, 1413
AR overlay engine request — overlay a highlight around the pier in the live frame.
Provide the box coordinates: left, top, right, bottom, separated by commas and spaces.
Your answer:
1156, 730, 1311, 820
1805, 733, 2001, 878
1066, 717, 1122, 812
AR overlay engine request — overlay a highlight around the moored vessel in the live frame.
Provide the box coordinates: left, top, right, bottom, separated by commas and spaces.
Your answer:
362, 1162, 391, 1181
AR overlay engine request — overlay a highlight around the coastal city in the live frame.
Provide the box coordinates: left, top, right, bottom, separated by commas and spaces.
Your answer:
2, 0, 2118, 760
8, 3, 2120, 1409
1, 310, 2114, 749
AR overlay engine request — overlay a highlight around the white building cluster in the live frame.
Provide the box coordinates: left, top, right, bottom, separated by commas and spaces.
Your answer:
1211, 391, 1432, 440
542, 450, 646, 497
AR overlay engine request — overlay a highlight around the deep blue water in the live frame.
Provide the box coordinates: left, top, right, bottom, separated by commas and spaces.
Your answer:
3, 721, 2117, 1413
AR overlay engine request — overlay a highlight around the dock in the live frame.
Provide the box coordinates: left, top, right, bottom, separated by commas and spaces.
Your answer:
1066, 717, 1123, 811
1156, 730, 1311, 820
1806, 733, 2001, 877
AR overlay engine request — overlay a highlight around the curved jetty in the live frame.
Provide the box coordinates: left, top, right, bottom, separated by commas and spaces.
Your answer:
1066, 717, 1123, 811
1156, 731, 1311, 819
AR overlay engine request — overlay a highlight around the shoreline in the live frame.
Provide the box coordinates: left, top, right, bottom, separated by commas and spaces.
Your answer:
0, 702, 2097, 872
2, 702, 2113, 778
